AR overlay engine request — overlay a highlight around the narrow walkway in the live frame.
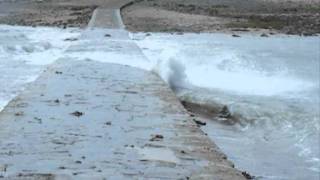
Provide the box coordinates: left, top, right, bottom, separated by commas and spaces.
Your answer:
0, 4, 246, 180
88, 8, 124, 28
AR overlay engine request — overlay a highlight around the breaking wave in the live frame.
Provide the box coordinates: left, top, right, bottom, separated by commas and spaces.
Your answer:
133, 32, 320, 179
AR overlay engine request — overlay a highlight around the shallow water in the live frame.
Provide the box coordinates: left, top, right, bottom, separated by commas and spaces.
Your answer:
0, 25, 80, 111
133, 33, 320, 179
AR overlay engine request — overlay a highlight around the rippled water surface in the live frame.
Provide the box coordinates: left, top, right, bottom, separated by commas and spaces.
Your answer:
133, 33, 320, 179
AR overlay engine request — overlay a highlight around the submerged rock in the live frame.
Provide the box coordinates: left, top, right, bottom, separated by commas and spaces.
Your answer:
218, 106, 232, 119
193, 119, 206, 126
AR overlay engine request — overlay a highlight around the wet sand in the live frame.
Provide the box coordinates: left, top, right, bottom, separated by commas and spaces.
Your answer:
122, 0, 320, 35
1, 0, 319, 35
0, 2, 95, 28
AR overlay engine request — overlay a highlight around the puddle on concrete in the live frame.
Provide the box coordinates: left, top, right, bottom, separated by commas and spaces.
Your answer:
137, 147, 180, 164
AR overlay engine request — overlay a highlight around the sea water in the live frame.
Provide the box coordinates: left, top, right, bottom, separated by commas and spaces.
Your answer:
133, 33, 320, 179
0, 25, 80, 111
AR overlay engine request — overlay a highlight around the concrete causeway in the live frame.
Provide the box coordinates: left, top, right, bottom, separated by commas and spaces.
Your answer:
0, 3, 247, 180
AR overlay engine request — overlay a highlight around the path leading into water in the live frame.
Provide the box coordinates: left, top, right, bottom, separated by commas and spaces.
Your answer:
0, 3, 246, 180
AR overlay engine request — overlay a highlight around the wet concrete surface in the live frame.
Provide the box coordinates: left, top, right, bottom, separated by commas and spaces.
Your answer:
0, 2, 247, 179
0, 59, 246, 179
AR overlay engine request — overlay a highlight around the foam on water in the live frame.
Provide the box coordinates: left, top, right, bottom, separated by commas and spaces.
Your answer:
134, 33, 318, 96
0, 25, 80, 111
132, 32, 320, 179
0, 100, 7, 112
187, 64, 313, 96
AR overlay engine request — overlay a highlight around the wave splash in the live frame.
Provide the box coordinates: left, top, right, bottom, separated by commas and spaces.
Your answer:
133, 32, 320, 179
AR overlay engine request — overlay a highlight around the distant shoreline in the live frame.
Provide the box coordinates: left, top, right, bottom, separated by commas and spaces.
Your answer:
0, 0, 319, 36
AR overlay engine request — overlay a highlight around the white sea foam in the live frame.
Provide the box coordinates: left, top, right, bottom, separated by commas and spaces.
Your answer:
134, 33, 318, 97
132, 32, 320, 179
0, 25, 80, 111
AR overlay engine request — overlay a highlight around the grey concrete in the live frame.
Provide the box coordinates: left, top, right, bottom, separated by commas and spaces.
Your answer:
84, 0, 131, 29
88, 8, 125, 29
0, 1, 246, 179
0, 59, 245, 179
